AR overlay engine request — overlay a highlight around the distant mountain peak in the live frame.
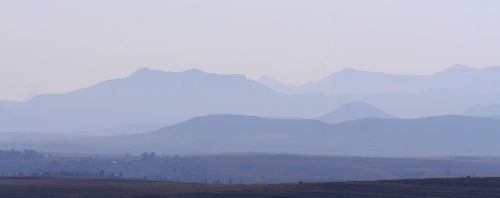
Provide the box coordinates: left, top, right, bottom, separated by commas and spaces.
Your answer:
182, 68, 207, 74
257, 74, 301, 94
128, 68, 217, 80
318, 102, 393, 124
258, 74, 272, 81
337, 67, 362, 74
137, 67, 153, 71
259, 74, 280, 84
436, 64, 474, 75
148, 114, 328, 138
340, 67, 358, 72
129, 67, 164, 77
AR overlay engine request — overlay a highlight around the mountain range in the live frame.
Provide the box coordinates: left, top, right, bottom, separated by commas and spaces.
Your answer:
5, 114, 500, 156
108, 114, 500, 156
0, 68, 339, 132
260, 64, 500, 95
464, 104, 500, 117
2, 65, 500, 134
317, 102, 393, 123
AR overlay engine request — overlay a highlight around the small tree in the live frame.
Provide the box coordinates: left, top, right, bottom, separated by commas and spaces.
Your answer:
149, 152, 156, 159
98, 170, 105, 177
140, 152, 149, 160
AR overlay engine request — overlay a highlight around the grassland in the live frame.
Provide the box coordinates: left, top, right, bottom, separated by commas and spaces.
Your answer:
1, 176, 500, 198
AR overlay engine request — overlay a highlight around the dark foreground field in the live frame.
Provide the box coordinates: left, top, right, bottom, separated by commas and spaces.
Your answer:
1, 177, 500, 198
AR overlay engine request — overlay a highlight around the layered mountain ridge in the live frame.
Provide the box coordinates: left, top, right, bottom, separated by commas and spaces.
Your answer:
260, 64, 500, 95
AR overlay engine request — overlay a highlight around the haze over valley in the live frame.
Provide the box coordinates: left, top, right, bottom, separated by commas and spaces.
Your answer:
2, 65, 500, 133
1, 66, 500, 157
2, 1, 500, 196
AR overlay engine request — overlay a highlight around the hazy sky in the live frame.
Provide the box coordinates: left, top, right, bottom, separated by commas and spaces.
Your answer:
1, 0, 500, 101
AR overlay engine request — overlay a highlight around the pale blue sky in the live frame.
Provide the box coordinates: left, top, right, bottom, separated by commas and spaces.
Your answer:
1, 0, 500, 100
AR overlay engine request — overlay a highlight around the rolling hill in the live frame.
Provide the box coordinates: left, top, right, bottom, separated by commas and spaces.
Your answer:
318, 102, 393, 123
0, 68, 340, 132
127, 114, 500, 156
3, 66, 500, 134
464, 104, 500, 117
6, 114, 500, 156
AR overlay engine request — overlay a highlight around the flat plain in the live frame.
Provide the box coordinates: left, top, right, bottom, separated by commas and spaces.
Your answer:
1, 177, 500, 198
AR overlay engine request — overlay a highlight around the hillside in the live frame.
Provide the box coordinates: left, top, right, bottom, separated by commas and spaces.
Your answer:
124, 114, 500, 156
4, 67, 500, 134
464, 104, 500, 117
261, 65, 500, 95
0, 68, 340, 132
5, 114, 500, 156
318, 102, 393, 123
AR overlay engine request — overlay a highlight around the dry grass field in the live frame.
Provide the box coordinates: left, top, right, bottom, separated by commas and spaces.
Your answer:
1, 177, 500, 198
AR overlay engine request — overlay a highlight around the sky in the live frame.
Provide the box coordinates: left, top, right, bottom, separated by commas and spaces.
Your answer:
1, 0, 500, 101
